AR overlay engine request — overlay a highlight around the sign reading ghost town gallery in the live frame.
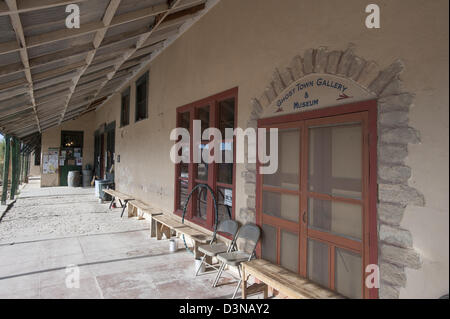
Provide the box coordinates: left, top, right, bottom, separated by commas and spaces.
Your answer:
261, 74, 374, 118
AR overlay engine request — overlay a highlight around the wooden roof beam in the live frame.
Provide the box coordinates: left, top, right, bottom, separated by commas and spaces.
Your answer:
5, 0, 41, 132
0, 0, 89, 16
59, 0, 122, 124
85, 0, 185, 113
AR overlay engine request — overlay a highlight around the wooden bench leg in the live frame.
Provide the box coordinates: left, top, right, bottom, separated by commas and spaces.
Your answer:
137, 209, 145, 220
242, 267, 247, 299
149, 216, 156, 238
193, 241, 200, 259
162, 225, 171, 239
156, 221, 163, 240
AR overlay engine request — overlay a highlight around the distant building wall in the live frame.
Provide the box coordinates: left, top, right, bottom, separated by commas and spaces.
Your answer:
40, 112, 96, 187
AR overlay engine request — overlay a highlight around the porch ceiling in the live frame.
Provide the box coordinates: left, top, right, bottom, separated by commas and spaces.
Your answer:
0, 0, 212, 141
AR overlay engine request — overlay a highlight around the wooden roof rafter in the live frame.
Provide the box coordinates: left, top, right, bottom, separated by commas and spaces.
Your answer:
5, 0, 41, 133
0, 0, 214, 138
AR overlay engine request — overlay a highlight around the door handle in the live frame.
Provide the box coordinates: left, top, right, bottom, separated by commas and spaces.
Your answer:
302, 211, 307, 224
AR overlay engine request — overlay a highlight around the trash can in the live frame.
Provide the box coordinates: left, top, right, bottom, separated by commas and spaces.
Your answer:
82, 169, 93, 187
68, 171, 81, 187
95, 179, 112, 201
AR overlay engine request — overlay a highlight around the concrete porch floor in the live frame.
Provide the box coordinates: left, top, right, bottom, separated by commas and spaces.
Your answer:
0, 178, 238, 299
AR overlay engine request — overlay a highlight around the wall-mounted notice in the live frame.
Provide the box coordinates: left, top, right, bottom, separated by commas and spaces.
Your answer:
224, 189, 232, 206
43, 148, 59, 174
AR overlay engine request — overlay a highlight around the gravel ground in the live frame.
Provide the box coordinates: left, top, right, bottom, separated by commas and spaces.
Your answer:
0, 178, 147, 244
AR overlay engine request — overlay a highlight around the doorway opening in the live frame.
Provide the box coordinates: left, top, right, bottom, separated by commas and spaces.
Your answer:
94, 122, 115, 181
60, 131, 83, 186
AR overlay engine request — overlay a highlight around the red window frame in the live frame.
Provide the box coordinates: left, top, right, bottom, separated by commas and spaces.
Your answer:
174, 87, 238, 232
255, 99, 378, 299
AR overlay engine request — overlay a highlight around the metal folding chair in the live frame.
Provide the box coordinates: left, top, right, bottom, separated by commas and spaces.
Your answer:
195, 219, 239, 278
213, 223, 261, 299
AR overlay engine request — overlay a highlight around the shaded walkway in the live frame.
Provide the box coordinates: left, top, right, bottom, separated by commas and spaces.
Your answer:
0, 178, 236, 298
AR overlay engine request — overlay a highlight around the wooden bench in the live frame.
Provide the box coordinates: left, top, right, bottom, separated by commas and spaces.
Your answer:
127, 199, 164, 236
151, 214, 212, 258
241, 259, 344, 299
103, 189, 134, 218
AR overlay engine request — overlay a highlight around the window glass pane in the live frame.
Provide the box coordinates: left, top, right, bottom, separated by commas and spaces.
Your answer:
193, 185, 207, 220
219, 98, 235, 137
121, 92, 129, 126
197, 105, 210, 135
309, 123, 362, 199
216, 186, 232, 221
308, 198, 362, 240
135, 73, 148, 121
335, 248, 362, 299
197, 144, 208, 181
262, 191, 299, 223
217, 141, 233, 184
307, 239, 329, 288
179, 111, 190, 130
261, 224, 277, 264
180, 164, 188, 178
280, 230, 298, 273
263, 128, 300, 190
178, 179, 189, 210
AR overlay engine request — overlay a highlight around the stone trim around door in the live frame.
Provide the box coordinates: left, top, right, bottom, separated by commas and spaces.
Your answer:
239, 44, 425, 299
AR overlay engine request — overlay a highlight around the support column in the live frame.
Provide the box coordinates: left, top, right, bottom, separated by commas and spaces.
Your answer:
15, 141, 20, 193
19, 153, 23, 184
10, 138, 18, 200
24, 154, 29, 183
1, 135, 11, 205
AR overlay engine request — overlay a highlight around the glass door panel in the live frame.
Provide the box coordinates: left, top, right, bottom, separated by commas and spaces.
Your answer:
308, 123, 362, 199
177, 179, 189, 211
263, 128, 300, 190
192, 185, 208, 221
216, 186, 232, 221
307, 239, 329, 288
308, 198, 362, 240
335, 247, 362, 299
261, 224, 277, 264
262, 191, 299, 223
280, 230, 299, 272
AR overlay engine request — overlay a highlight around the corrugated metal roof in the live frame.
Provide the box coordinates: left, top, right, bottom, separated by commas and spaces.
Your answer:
0, 0, 215, 151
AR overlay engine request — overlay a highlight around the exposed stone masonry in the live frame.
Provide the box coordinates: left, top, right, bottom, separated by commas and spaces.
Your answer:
239, 44, 425, 298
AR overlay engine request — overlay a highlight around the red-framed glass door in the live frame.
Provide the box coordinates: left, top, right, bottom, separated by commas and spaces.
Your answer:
174, 87, 238, 232
256, 100, 377, 299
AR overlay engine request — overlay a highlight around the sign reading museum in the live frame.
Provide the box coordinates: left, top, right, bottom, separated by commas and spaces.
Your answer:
262, 74, 375, 118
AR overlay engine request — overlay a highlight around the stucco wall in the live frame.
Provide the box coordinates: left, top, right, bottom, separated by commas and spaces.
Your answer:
40, 112, 96, 187
45, 0, 448, 298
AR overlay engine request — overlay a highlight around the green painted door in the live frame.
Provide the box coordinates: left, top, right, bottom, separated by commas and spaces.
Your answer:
59, 147, 82, 186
